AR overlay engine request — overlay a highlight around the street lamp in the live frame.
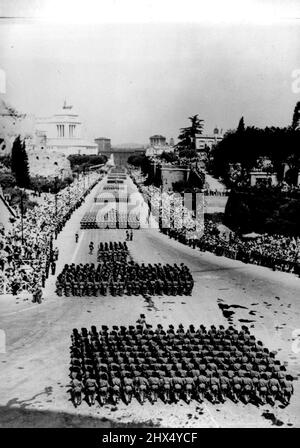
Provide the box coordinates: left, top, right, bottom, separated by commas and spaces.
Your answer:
83, 166, 86, 191
54, 176, 58, 221
20, 188, 25, 246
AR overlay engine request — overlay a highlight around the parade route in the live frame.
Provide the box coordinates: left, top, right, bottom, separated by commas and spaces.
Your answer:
0, 174, 300, 428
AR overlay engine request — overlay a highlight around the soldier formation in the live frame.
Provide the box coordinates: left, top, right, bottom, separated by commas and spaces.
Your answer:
80, 209, 140, 229
81, 168, 140, 229
56, 241, 194, 297
69, 321, 294, 407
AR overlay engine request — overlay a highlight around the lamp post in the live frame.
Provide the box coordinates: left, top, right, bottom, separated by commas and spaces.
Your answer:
83, 166, 86, 191
54, 176, 58, 221
20, 188, 24, 246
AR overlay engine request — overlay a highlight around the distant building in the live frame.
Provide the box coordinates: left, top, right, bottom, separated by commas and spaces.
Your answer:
249, 170, 278, 187
146, 134, 174, 157
149, 135, 166, 146
35, 101, 97, 156
95, 137, 111, 155
146, 146, 174, 157
196, 127, 224, 151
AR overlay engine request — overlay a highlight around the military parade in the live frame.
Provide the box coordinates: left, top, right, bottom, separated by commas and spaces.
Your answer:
80, 170, 140, 229
55, 240, 194, 297
1, 7, 300, 431
69, 322, 294, 407
0, 161, 298, 429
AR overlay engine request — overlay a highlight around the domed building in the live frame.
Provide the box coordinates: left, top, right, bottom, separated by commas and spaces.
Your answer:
35, 101, 97, 156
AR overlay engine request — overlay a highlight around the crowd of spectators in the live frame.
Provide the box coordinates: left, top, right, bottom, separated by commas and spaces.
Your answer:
130, 171, 197, 233
130, 170, 300, 276
0, 172, 102, 296
164, 222, 300, 275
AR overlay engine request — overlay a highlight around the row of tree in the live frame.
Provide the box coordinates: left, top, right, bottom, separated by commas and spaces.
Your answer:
67, 154, 107, 173
210, 102, 300, 186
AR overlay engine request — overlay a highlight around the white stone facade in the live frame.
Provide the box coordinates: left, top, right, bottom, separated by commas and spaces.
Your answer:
35, 103, 97, 156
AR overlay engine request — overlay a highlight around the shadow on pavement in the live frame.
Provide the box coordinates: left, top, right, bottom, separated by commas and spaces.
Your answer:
0, 405, 159, 428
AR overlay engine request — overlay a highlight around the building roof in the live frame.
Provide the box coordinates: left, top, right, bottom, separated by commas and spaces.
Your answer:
150, 135, 166, 139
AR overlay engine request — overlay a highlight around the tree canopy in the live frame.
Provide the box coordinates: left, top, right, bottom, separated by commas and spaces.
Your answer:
68, 154, 107, 172
11, 135, 30, 187
210, 126, 300, 185
159, 151, 178, 163
237, 116, 245, 133
176, 114, 204, 151
291, 101, 300, 130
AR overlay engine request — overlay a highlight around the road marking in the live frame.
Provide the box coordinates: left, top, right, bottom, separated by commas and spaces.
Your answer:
71, 232, 85, 263
1, 301, 52, 318
202, 403, 220, 427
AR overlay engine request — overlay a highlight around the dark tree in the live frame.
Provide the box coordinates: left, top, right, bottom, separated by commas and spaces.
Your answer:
0, 172, 16, 189
176, 114, 204, 150
67, 154, 107, 173
159, 151, 178, 163
209, 122, 300, 186
291, 101, 300, 130
11, 135, 30, 187
237, 116, 245, 133
178, 149, 198, 159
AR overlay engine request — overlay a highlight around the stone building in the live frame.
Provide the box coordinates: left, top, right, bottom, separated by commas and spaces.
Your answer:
35, 101, 97, 156
94, 138, 111, 155
196, 127, 223, 151
149, 135, 166, 146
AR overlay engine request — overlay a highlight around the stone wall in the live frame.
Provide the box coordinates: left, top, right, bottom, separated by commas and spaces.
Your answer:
160, 166, 189, 190
27, 148, 72, 179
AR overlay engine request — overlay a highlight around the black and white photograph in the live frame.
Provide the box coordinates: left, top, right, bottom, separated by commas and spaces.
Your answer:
0, 0, 300, 433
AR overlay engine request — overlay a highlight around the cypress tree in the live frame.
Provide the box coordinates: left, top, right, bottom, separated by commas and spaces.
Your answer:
11, 135, 30, 187
237, 116, 245, 133
291, 102, 300, 130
